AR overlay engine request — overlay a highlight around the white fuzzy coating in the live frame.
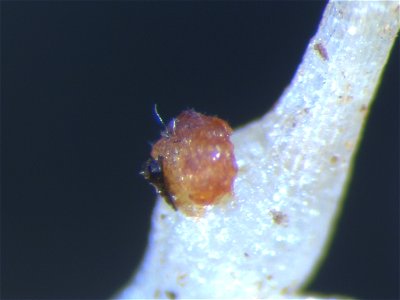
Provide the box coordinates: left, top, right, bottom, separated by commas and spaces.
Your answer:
115, 1, 399, 299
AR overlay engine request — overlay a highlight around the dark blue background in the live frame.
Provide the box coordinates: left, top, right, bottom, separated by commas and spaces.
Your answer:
2, 2, 398, 299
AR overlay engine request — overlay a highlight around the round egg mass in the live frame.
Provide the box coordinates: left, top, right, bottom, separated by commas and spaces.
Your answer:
145, 109, 238, 216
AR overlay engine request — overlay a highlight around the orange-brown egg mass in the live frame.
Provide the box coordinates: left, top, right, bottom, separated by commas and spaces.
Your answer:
150, 110, 238, 215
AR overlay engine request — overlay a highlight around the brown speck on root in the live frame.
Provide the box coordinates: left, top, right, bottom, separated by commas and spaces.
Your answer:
143, 109, 238, 217
270, 210, 288, 226
330, 155, 339, 164
280, 286, 290, 295
359, 104, 368, 115
345, 140, 355, 151
153, 289, 161, 298
314, 42, 329, 61
177, 273, 188, 287
338, 94, 353, 104
165, 290, 177, 300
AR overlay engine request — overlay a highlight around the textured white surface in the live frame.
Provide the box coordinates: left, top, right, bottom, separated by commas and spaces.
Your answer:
116, 1, 399, 299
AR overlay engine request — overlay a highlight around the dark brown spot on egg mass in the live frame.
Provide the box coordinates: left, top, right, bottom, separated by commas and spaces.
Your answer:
142, 156, 177, 211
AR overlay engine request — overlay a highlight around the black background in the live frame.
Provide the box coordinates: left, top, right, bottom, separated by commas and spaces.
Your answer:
1, 2, 398, 299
